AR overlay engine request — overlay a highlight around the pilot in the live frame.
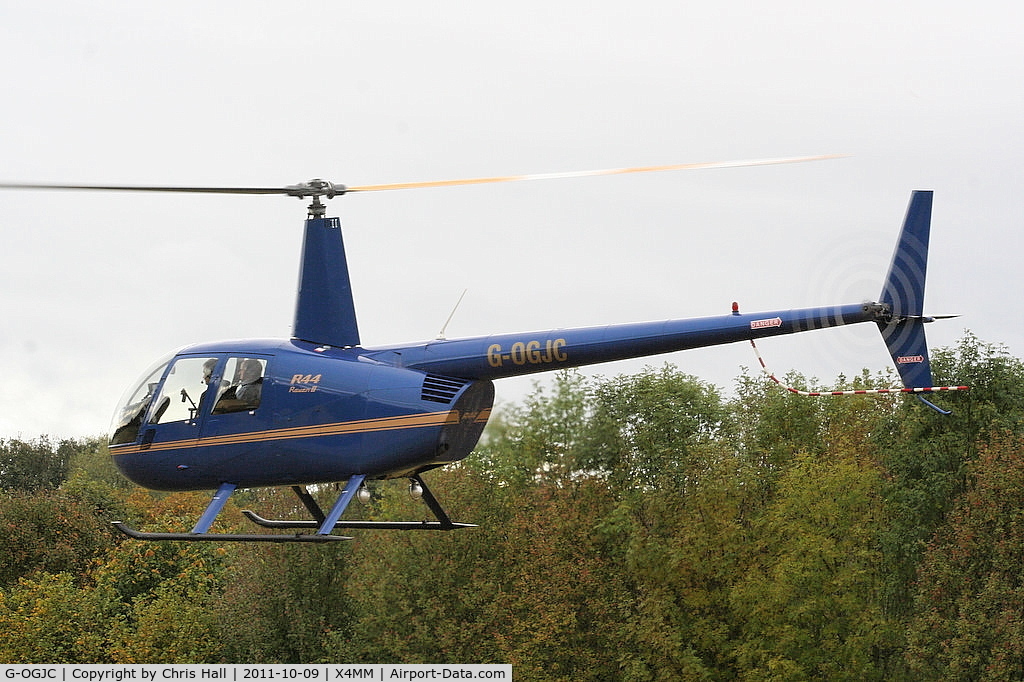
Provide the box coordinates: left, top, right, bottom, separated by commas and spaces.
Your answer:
199, 358, 219, 408
234, 359, 263, 406
202, 358, 218, 385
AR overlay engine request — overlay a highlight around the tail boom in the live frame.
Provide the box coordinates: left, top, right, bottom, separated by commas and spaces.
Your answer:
371, 302, 877, 380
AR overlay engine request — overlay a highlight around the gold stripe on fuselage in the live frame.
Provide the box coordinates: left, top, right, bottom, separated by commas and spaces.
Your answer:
108, 408, 490, 456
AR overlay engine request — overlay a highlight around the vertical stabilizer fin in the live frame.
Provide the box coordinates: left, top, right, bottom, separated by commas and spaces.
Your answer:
879, 190, 932, 318
877, 191, 934, 389
294, 217, 361, 347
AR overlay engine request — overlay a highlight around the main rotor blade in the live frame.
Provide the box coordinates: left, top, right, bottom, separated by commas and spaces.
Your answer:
0, 182, 285, 194
344, 154, 846, 193
0, 154, 845, 199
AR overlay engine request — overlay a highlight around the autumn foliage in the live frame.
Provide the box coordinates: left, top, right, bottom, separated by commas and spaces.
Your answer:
0, 332, 1023, 680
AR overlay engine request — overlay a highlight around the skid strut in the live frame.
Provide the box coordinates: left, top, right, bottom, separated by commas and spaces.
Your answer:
112, 481, 354, 543
113, 474, 474, 542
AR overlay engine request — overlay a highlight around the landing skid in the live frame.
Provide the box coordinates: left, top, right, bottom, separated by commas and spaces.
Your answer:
242, 513, 475, 531
112, 522, 350, 542
243, 474, 476, 531
111, 474, 473, 542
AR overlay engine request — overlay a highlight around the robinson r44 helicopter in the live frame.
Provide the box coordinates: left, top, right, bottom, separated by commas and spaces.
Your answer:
1, 156, 965, 542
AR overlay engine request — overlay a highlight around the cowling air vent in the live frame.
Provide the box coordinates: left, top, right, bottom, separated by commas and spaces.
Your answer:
421, 374, 469, 404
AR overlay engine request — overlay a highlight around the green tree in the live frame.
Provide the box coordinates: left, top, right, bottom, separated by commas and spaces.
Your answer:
0, 435, 79, 490
487, 478, 627, 680
214, 487, 356, 663
730, 368, 827, 473
615, 444, 759, 681
877, 333, 1024, 617
337, 466, 511, 664
107, 566, 225, 663
0, 486, 235, 664
578, 365, 748, 679
906, 430, 1024, 680
91, 535, 229, 663
61, 437, 134, 524
474, 369, 593, 486
729, 450, 895, 681
0, 489, 115, 587
584, 364, 729, 491
336, 369, 632, 677
0, 572, 112, 663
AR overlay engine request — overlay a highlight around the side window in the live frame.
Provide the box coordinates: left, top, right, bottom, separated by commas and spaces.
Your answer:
213, 357, 267, 414
149, 357, 219, 425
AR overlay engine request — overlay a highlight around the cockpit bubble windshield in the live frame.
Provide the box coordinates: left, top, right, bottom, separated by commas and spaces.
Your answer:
109, 354, 172, 445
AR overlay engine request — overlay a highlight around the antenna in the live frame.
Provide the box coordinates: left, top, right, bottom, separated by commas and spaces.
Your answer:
437, 289, 468, 340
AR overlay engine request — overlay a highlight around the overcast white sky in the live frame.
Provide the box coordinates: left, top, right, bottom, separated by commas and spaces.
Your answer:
1, 1, 1020, 438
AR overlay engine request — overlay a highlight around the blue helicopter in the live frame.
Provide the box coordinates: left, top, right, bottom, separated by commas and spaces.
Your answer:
1, 157, 960, 541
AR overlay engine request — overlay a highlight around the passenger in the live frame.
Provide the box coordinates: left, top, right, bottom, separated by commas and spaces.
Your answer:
234, 359, 263, 406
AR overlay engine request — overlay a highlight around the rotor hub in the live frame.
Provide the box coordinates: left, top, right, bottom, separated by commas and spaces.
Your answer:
284, 179, 348, 218
284, 178, 346, 199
